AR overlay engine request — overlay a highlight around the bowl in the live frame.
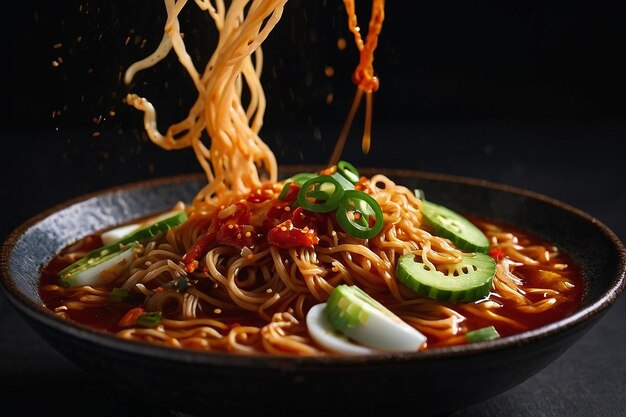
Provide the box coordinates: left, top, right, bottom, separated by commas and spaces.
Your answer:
2, 166, 625, 417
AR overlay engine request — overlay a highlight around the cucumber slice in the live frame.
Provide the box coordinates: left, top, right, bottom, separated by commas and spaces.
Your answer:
101, 223, 142, 245
58, 209, 187, 281
306, 303, 377, 355
120, 209, 188, 244
60, 243, 137, 287
396, 252, 496, 302
324, 285, 426, 352
466, 325, 500, 343
421, 200, 489, 254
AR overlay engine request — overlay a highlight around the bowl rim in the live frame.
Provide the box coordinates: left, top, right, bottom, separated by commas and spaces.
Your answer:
2, 166, 625, 368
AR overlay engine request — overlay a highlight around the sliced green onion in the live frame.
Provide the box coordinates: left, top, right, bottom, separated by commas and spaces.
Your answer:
135, 311, 162, 328
278, 181, 292, 200
336, 190, 383, 239
108, 287, 130, 302
414, 188, 425, 200
297, 175, 346, 213
466, 326, 500, 343
175, 277, 190, 292
337, 160, 360, 184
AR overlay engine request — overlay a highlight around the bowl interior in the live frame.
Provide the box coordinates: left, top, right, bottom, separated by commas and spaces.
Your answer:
1, 167, 625, 415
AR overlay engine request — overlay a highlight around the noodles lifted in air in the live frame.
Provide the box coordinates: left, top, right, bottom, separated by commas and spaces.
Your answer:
39, 0, 583, 356
124, 0, 284, 204
329, 0, 385, 165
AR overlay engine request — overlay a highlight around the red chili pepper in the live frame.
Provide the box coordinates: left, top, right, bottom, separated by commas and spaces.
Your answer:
118, 307, 145, 328
267, 220, 319, 248
246, 187, 275, 204
289, 206, 308, 229
280, 183, 301, 204
290, 206, 322, 231
489, 247, 506, 261
265, 204, 291, 225
182, 231, 217, 273
217, 202, 250, 225
217, 224, 257, 249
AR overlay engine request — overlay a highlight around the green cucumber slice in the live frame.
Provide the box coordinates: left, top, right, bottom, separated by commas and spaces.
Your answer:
324, 284, 426, 352
58, 209, 187, 281
120, 209, 188, 244
101, 223, 142, 245
396, 252, 496, 302
421, 200, 489, 254
60, 242, 137, 287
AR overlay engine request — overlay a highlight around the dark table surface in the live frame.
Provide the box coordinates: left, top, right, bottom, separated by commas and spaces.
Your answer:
1, 120, 625, 416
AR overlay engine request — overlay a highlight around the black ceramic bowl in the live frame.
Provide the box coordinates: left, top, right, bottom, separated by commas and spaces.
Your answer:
1, 166, 625, 417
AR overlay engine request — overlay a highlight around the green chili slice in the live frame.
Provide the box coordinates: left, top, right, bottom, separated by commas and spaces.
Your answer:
336, 190, 384, 239
278, 181, 293, 200
289, 172, 317, 186
331, 172, 355, 191
297, 175, 345, 213
135, 311, 162, 328
337, 160, 360, 184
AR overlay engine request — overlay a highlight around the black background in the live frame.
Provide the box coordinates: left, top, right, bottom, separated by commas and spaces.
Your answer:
1, 1, 625, 416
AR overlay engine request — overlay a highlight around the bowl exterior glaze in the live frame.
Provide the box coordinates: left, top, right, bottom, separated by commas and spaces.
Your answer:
2, 167, 625, 416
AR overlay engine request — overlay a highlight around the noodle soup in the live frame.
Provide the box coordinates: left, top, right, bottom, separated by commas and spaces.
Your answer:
39, 172, 584, 355
37, 1, 583, 356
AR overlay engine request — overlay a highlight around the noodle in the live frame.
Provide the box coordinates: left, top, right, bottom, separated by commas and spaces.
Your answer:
329, 0, 385, 165
39, 0, 583, 356
124, 0, 284, 204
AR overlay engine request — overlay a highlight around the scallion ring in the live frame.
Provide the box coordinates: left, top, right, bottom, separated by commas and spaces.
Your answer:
108, 287, 130, 302
135, 311, 162, 328
297, 175, 345, 213
336, 190, 384, 239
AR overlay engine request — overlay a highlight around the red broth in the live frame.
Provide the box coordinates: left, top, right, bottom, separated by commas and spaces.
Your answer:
39, 217, 585, 351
